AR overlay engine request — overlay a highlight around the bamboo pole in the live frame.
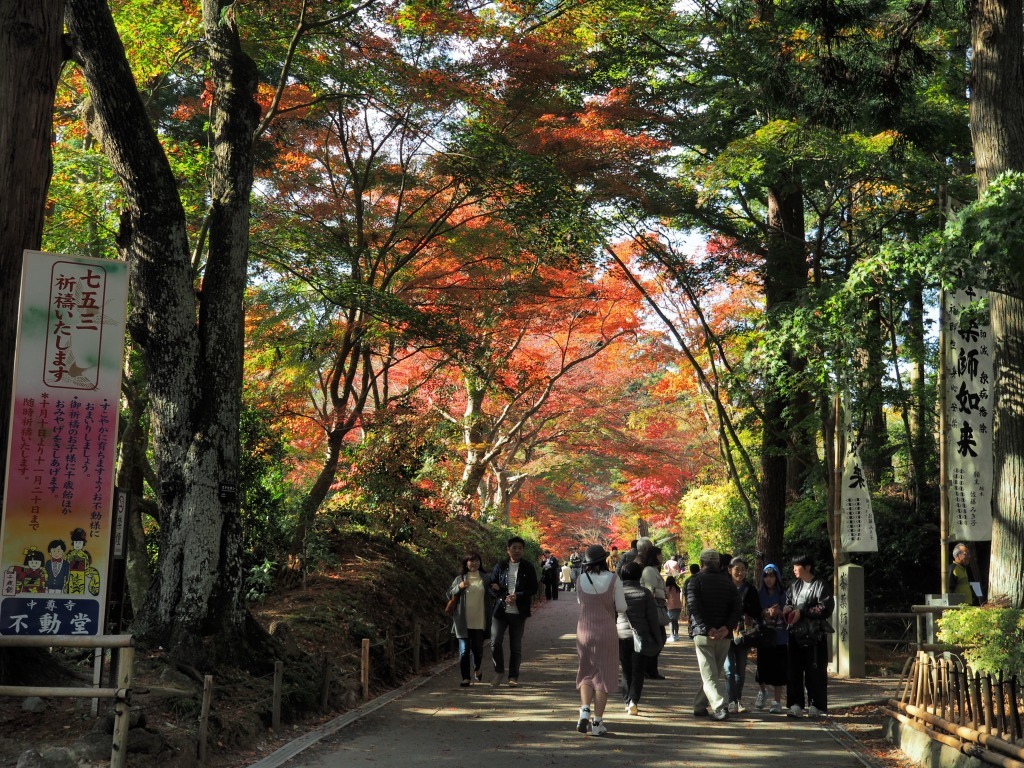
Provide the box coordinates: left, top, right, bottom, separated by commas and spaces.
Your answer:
972, 671, 984, 731
892, 700, 1024, 763
986, 675, 996, 735
198, 675, 213, 764
361, 638, 370, 702
956, 665, 967, 727
997, 673, 1007, 740
272, 661, 283, 730
108, 645, 134, 768
0, 634, 135, 648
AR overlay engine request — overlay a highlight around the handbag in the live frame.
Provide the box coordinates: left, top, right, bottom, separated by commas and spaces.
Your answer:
656, 604, 671, 627
788, 617, 833, 648
734, 620, 774, 648
444, 591, 461, 616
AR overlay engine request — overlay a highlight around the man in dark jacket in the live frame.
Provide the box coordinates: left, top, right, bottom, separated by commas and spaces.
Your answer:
686, 548, 741, 721
489, 536, 538, 687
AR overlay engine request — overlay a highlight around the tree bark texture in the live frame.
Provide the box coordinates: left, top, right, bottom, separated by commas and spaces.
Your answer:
970, 0, 1024, 608
65, 0, 260, 661
757, 179, 808, 567
970, 0, 1024, 192
0, 1, 65, 502
988, 292, 1024, 606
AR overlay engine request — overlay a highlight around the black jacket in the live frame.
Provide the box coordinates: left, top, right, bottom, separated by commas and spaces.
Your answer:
784, 577, 834, 619
490, 558, 539, 618
686, 567, 741, 638
734, 580, 762, 630
620, 579, 665, 656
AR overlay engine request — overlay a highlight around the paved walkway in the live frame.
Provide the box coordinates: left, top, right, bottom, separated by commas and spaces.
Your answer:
268, 596, 900, 768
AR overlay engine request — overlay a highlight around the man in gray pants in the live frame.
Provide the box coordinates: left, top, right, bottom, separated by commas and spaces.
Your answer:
686, 549, 741, 721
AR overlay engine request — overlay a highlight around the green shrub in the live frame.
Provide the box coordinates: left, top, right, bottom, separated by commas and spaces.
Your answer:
937, 607, 1024, 678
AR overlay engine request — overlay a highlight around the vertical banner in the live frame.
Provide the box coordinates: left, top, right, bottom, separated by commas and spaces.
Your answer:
1, 251, 128, 636
840, 395, 877, 552
944, 288, 993, 540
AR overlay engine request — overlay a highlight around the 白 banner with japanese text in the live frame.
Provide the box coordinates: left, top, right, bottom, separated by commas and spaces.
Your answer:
840, 396, 877, 552
1, 251, 128, 636
944, 288, 993, 541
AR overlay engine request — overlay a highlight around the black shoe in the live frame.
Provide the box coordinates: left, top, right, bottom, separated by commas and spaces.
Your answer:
692, 708, 708, 717
473, 671, 482, 682
460, 680, 470, 687
711, 707, 729, 721
648, 673, 667, 680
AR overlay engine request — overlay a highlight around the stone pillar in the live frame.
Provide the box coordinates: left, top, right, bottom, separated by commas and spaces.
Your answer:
835, 563, 864, 678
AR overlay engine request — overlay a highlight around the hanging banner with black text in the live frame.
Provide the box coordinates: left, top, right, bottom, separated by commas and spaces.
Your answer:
944, 288, 993, 541
0, 251, 129, 636
840, 394, 877, 552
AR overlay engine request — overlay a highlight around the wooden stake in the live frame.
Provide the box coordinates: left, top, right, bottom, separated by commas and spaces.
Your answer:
361, 638, 370, 701
272, 661, 283, 730
198, 675, 213, 763
108, 645, 134, 768
413, 621, 421, 673
319, 656, 330, 711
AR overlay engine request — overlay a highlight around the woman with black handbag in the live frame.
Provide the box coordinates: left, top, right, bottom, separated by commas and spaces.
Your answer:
446, 552, 493, 687
724, 557, 762, 713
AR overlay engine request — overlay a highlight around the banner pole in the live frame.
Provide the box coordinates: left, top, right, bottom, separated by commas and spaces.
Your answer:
939, 288, 949, 592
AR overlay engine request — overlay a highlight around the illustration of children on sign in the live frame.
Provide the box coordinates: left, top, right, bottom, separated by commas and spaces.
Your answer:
66, 527, 100, 597
45, 539, 71, 594
3, 547, 48, 595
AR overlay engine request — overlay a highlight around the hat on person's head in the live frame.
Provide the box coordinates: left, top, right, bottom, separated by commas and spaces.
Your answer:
582, 544, 609, 566
791, 554, 814, 568
699, 548, 720, 565
763, 563, 782, 578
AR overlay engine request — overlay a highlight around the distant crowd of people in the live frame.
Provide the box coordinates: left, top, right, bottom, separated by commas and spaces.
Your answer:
445, 536, 835, 736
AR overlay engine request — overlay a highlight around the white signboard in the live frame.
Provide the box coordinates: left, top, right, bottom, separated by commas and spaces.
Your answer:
944, 288, 993, 541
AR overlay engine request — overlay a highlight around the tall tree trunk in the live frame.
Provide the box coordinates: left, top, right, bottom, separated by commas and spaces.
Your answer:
906, 279, 930, 495
970, 0, 1024, 607
0, 1, 65, 501
66, 0, 261, 663
455, 379, 489, 514
757, 178, 807, 569
860, 295, 892, 486
115, 371, 153, 614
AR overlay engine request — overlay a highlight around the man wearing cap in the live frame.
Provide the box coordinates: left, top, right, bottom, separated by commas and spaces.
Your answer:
686, 548, 741, 721
783, 554, 835, 717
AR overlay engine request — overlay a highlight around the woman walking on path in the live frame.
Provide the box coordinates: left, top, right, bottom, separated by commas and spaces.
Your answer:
447, 553, 493, 686
638, 545, 668, 679
665, 575, 683, 641
725, 557, 762, 712
617, 561, 664, 716
754, 563, 788, 713
783, 554, 835, 718
575, 544, 627, 735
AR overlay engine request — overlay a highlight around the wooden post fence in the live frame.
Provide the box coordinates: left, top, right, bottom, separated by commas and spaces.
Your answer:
361, 638, 370, 701
0, 635, 135, 768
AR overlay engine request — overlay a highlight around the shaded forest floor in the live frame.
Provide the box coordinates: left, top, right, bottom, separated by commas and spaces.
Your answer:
1, 523, 919, 767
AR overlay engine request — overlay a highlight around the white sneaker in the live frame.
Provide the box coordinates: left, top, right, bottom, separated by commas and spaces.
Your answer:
727, 701, 737, 714
590, 718, 608, 735
666, 635, 677, 643
577, 706, 591, 733
735, 701, 747, 713
807, 705, 825, 718
628, 701, 638, 716
769, 700, 782, 714
754, 690, 766, 709
787, 705, 804, 718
